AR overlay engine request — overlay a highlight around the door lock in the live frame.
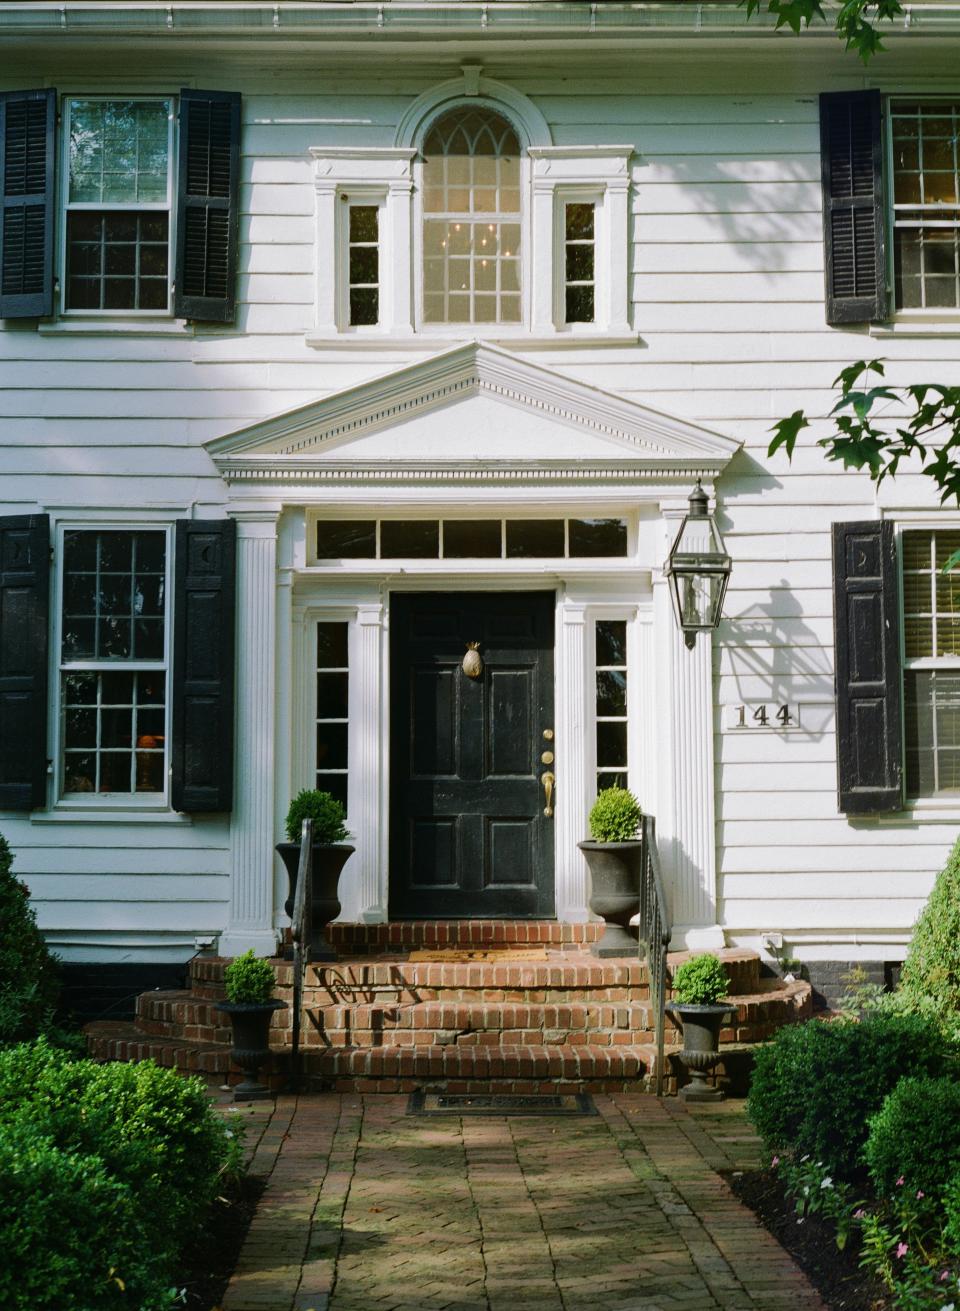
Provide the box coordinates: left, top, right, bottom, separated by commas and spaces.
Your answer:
540, 750, 554, 765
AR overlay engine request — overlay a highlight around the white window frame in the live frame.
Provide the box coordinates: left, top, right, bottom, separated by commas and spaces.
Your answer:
886, 96, 960, 321
340, 194, 385, 332
53, 522, 173, 810
554, 188, 603, 330
60, 95, 176, 318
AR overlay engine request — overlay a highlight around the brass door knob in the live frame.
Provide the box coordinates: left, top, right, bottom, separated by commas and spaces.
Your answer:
540, 751, 554, 765
541, 771, 555, 817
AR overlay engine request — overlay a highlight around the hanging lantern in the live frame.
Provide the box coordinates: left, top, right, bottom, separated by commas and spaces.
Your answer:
664, 481, 732, 650
462, 642, 483, 678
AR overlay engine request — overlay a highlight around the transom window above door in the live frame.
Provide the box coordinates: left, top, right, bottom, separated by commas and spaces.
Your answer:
314, 518, 628, 561
422, 107, 522, 325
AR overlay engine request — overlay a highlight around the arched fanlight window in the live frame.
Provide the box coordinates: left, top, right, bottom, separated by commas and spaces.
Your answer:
422, 106, 521, 325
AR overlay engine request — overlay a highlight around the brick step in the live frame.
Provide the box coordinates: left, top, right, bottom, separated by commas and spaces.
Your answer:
131, 980, 810, 1050
84, 1021, 661, 1092
329, 920, 604, 952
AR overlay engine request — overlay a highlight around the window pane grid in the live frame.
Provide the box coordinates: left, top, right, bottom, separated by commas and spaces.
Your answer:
595, 620, 628, 797
315, 518, 628, 560
316, 622, 349, 811
903, 529, 960, 797
65, 98, 171, 312
422, 106, 521, 325
891, 101, 960, 310
348, 204, 379, 327
564, 202, 596, 325
62, 671, 165, 795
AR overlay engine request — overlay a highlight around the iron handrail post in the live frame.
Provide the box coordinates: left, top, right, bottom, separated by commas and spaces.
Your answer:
640, 813, 671, 1098
290, 816, 313, 1092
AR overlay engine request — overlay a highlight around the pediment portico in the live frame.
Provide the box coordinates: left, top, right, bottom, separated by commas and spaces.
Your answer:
209, 343, 740, 961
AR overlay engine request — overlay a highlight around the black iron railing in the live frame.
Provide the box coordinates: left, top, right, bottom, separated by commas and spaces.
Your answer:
639, 813, 671, 1097
289, 816, 313, 1091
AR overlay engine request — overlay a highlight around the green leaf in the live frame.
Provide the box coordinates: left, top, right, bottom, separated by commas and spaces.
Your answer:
768, 410, 809, 460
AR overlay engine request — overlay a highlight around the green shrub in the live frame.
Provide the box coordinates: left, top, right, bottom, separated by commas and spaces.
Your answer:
284, 789, 349, 844
0, 1039, 242, 1268
747, 1013, 954, 1178
224, 949, 276, 1004
899, 835, 960, 1019
671, 954, 730, 1005
0, 832, 60, 1044
864, 1076, 960, 1201
587, 787, 642, 842
943, 1173, 960, 1254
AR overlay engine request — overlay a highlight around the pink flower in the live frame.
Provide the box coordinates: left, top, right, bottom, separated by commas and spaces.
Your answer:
771, 1156, 780, 1168
854, 1209, 866, 1219
918, 1191, 926, 1199
896, 1242, 909, 1259
942, 1271, 952, 1283
896, 1176, 906, 1187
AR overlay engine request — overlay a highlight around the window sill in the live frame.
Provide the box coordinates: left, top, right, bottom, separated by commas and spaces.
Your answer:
38, 318, 194, 338
869, 318, 960, 338
304, 330, 641, 352
31, 808, 193, 825
870, 801, 960, 826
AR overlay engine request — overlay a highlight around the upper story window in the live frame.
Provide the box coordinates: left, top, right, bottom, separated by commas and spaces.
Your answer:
890, 101, 960, 312
902, 528, 960, 796
64, 98, 173, 313
422, 107, 521, 325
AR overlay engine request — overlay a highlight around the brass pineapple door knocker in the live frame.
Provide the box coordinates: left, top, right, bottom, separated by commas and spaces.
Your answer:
462, 642, 483, 678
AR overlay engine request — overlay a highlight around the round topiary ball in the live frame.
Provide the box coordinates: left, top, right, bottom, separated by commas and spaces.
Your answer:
284, 790, 349, 845
587, 788, 643, 843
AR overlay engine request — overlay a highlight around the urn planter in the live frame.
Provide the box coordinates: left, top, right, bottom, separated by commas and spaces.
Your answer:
577, 839, 643, 957
275, 841, 354, 961
216, 998, 287, 1102
666, 1001, 735, 1102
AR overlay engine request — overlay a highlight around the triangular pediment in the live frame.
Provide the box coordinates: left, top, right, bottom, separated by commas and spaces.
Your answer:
206, 341, 739, 482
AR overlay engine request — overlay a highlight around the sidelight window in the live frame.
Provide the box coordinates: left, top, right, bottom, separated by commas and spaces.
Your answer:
316, 621, 349, 809
595, 619, 628, 796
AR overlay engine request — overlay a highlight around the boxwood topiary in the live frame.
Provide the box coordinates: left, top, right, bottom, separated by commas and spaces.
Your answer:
864, 1076, 960, 1201
747, 1012, 954, 1178
587, 787, 642, 843
284, 789, 349, 845
223, 949, 276, 1005
899, 835, 960, 1019
0, 832, 61, 1045
671, 953, 730, 1005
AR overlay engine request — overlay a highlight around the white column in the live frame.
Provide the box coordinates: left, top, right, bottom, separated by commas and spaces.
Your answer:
220, 512, 281, 958
555, 601, 590, 921
530, 171, 556, 333
313, 176, 338, 333
655, 505, 724, 950
347, 602, 387, 922
604, 177, 632, 335
387, 179, 415, 334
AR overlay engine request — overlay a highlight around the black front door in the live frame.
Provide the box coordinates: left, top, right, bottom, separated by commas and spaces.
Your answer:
389, 591, 555, 919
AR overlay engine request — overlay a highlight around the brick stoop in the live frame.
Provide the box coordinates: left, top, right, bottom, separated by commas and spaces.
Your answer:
84, 930, 812, 1095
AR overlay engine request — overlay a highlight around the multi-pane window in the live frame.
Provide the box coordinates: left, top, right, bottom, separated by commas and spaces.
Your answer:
60, 530, 167, 796
564, 202, 596, 324
595, 620, 628, 795
422, 107, 521, 325
347, 204, 379, 326
315, 518, 628, 561
891, 102, 960, 311
65, 98, 172, 311
902, 530, 960, 796
316, 622, 349, 809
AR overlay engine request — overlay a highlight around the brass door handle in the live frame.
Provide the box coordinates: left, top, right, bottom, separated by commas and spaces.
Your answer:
541, 771, 555, 817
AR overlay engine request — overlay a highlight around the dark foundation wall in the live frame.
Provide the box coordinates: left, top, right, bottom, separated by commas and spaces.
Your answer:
57, 962, 190, 1025
784, 960, 901, 1012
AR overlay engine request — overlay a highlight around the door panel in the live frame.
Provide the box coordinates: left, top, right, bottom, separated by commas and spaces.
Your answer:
390, 591, 555, 919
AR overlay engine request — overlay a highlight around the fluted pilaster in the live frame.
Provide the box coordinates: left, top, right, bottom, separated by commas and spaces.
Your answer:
556, 602, 590, 920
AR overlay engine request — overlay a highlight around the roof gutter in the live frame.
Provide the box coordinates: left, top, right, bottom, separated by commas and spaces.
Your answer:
2, 2, 960, 39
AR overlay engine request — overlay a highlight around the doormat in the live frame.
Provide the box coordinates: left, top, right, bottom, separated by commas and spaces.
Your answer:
407, 1091, 597, 1117
406, 948, 549, 962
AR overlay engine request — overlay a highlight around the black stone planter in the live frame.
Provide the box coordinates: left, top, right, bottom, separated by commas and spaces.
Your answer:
275, 842, 355, 961
578, 840, 643, 958
216, 999, 287, 1103
666, 1001, 735, 1103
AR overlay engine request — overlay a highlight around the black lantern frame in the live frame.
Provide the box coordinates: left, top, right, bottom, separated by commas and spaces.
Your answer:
665, 482, 732, 649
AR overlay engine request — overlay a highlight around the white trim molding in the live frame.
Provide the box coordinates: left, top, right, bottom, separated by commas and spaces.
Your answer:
394, 71, 552, 152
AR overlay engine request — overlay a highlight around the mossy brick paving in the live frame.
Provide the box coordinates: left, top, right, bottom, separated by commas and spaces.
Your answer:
218, 1094, 826, 1311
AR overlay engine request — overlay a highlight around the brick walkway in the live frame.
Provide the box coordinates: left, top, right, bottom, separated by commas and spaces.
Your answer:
221, 1094, 826, 1311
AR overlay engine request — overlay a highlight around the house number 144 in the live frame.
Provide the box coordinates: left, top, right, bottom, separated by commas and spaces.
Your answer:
726, 703, 800, 730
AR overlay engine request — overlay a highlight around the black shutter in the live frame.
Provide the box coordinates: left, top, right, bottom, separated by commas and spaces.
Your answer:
833, 520, 902, 813
820, 90, 887, 326
174, 90, 241, 323
172, 519, 236, 812
0, 89, 55, 319
0, 515, 49, 810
